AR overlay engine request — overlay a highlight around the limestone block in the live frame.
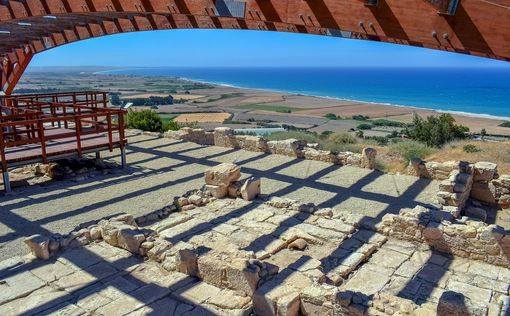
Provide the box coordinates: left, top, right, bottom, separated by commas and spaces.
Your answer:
147, 239, 173, 262
470, 181, 496, 204
99, 221, 121, 246
197, 254, 226, 287
288, 238, 308, 251
204, 163, 241, 187
176, 197, 189, 207
163, 242, 198, 277
188, 194, 203, 206
473, 161, 498, 181
240, 177, 261, 201
90, 226, 101, 240
214, 127, 235, 147
408, 158, 431, 178
225, 259, 261, 296
300, 284, 340, 316
241, 135, 268, 152
205, 184, 228, 199
252, 282, 300, 316
113, 213, 137, 227
360, 147, 377, 169
303, 147, 338, 164
117, 226, 146, 254
24, 235, 50, 260
267, 139, 306, 158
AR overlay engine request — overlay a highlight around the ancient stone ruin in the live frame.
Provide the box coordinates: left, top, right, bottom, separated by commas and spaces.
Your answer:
19, 162, 510, 316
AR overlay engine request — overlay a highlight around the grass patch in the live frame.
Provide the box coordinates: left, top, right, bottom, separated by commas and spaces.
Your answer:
389, 140, 437, 164
499, 121, 510, 128
463, 144, 482, 153
235, 104, 302, 113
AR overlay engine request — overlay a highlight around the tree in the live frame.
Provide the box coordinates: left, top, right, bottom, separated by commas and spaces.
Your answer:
127, 109, 163, 132
110, 93, 122, 106
405, 113, 469, 147
481, 129, 487, 141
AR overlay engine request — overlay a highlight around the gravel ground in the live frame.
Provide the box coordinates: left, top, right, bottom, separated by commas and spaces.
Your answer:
0, 134, 439, 261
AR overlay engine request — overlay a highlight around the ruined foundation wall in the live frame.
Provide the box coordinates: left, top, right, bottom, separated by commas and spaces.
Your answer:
377, 206, 510, 268
130, 128, 376, 170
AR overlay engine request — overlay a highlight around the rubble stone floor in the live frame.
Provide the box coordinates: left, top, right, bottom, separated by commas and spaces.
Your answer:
0, 134, 438, 260
1, 198, 509, 315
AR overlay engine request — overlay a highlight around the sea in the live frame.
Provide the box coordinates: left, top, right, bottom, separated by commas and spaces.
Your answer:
99, 67, 510, 118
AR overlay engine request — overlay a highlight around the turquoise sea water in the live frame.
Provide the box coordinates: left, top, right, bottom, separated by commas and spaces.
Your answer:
101, 67, 510, 118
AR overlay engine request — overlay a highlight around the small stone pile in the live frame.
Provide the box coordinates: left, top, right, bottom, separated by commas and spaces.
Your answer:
204, 162, 261, 201
4, 157, 118, 190
24, 213, 139, 260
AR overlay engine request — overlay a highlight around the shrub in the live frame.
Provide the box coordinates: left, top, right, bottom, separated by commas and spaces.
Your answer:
127, 109, 163, 132
405, 113, 469, 147
463, 144, 481, 153
357, 123, 373, 130
324, 113, 338, 120
163, 120, 183, 131
328, 132, 357, 145
320, 130, 334, 139
371, 119, 407, 128
355, 130, 364, 138
370, 136, 389, 146
389, 140, 437, 164
352, 115, 369, 121
499, 121, 510, 128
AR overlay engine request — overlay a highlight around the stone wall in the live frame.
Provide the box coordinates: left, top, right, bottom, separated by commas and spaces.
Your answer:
377, 205, 510, 268
437, 165, 473, 211
212, 127, 374, 169
408, 159, 468, 180
129, 128, 376, 170
410, 157, 510, 211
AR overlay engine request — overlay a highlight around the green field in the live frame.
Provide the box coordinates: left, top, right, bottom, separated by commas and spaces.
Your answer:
234, 103, 302, 113
158, 113, 180, 122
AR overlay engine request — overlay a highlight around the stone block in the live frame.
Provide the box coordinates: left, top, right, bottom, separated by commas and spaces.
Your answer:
204, 163, 241, 187
24, 234, 50, 260
267, 139, 306, 158
225, 259, 261, 296
147, 239, 173, 262
470, 181, 496, 204
360, 147, 377, 169
240, 177, 261, 201
117, 226, 146, 254
473, 161, 498, 182
205, 184, 228, 199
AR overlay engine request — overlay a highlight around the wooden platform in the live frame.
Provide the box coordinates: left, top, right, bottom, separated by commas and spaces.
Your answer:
1, 91, 127, 192
1, 127, 121, 168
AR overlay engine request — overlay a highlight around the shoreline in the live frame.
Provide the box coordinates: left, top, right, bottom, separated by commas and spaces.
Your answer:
179, 77, 510, 122
97, 70, 510, 122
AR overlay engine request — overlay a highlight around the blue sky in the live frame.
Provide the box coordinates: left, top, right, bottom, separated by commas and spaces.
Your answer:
30, 29, 510, 68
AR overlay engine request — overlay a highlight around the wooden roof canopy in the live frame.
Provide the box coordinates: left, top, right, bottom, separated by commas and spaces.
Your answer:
1, 0, 509, 95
